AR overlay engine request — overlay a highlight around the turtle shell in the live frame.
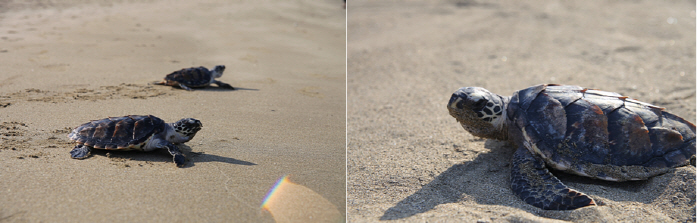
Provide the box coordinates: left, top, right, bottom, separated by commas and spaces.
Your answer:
68, 115, 166, 150
506, 84, 695, 180
164, 66, 212, 87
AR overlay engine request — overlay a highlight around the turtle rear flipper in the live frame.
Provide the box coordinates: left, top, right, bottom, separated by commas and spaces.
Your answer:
177, 83, 194, 91
511, 146, 596, 210
70, 145, 91, 159
151, 80, 166, 85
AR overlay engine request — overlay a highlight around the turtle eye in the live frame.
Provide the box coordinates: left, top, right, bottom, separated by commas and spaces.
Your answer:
472, 99, 487, 110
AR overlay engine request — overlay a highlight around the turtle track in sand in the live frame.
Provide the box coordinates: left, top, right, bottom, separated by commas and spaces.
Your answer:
0, 122, 72, 159
0, 83, 172, 107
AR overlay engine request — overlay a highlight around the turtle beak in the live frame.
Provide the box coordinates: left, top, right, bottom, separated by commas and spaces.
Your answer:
190, 119, 202, 129
186, 119, 202, 127
448, 88, 469, 110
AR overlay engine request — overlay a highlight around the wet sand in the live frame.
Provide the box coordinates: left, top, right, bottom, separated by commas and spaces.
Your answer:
348, 0, 695, 222
0, 0, 345, 222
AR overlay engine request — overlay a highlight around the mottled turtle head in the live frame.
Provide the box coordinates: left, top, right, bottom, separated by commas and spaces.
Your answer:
447, 87, 508, 140
212, 65, 226, 78
172, 118, 203, 139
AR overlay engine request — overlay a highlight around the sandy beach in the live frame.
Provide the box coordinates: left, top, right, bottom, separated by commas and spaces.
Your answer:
348, 0, 695, 222
0, 0, 345, 222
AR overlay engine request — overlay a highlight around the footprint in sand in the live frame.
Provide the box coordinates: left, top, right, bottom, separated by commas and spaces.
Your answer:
0, 122, 28, 137
298, 86, 324, 98
2, 123, 75, 159
239, 54, 258, 64
0, 122, 30, 150
42, 63, 70, 71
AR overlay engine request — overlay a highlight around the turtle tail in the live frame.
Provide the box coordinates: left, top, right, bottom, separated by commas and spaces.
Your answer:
511, 146, 596, 210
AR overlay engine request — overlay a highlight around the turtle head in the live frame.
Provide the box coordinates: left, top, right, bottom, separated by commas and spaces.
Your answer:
171, 118, 203, 141
447, 87, 508, 140
212, 65, 226, 78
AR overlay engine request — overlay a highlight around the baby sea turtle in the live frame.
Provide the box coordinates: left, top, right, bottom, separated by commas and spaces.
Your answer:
155, 65, 234, 90
68, 115, 202, 167
447, 84, 695, 210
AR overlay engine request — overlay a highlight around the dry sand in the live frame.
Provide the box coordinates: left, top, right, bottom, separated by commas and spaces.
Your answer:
0, 0, 345, 222
348, 0, 695, 222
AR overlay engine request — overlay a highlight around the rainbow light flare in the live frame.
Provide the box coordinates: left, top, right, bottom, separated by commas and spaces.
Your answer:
261, 174, 289, 210
260, 175, 344, 223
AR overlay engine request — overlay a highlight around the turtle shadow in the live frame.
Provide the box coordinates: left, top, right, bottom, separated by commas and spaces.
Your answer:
175, 144, 256, 167
149, 82, 259, 92
194, 86, 259, 92
87, 149, 173, 164
379, 139, 668, 220
185, 151, 257, 167
88, 144, 256, 168
379, 139, 515, 220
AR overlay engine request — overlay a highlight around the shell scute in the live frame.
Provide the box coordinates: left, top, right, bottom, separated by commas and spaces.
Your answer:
661, 113, 696, 136
559, 99, 609, 164
648, 127, 684, 154
517, 84, 547, 111
606, 107, 653, 165
525, 92, 566, 141
132, 116, 156, 144
112, 117, 137, 146
624, 103, 663, 128
538, 85, 584, 107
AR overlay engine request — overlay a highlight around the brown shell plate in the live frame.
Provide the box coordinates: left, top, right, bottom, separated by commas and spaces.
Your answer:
507, 84, 696, 170
67, 115, 166, 150
163, 66, 212, 87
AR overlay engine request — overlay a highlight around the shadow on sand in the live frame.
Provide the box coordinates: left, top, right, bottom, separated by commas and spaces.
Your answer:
186, 151, 257, 167
88, 144, 256, 168
196, 86, 259, 92
379, 140, 659, 220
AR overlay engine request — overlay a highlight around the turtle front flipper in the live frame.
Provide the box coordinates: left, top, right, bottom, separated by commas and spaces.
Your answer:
511, 146, 596, 210
161, 141, 186, 167
70, 144, 92, 159
213, 80, 235, 90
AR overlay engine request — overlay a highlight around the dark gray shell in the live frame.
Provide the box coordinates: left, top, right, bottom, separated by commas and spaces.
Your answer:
164, 66, 212, 87
68, 115, 166, 150
506, 84, 695, 180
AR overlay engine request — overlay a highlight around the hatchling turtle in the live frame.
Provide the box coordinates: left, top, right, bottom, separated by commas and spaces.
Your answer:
68, 115, 203, 167
154, 65, 234, 90
447, 84, 695, 210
